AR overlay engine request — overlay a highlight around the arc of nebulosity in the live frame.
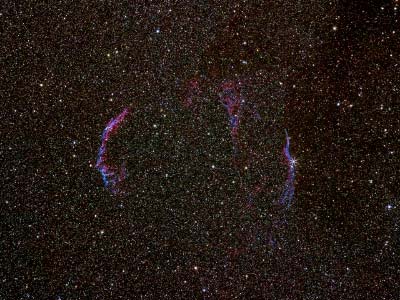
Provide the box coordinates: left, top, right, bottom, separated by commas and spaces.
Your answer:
96, 108, 130, 194
278, 129, 296, 208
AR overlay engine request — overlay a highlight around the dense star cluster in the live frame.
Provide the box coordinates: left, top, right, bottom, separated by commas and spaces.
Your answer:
2, 1, 399, 299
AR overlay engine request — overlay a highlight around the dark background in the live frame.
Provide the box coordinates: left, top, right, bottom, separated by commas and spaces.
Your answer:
1, 1, 399, 299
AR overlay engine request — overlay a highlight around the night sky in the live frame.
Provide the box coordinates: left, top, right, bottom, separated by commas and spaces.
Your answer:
2, 1, 399, 299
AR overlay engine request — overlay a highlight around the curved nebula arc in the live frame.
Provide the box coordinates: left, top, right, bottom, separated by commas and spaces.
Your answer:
278, 129, 296, 208
96, 108, 130, 195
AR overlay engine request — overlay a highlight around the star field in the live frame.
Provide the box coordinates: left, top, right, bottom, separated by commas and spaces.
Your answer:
1, 1, 399, 299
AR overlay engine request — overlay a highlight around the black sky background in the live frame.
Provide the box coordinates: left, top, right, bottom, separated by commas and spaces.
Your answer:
1, 1, 399, 299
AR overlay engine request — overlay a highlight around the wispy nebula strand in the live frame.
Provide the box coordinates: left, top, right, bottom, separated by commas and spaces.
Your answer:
96, 108, 130, 194
278, 129, 296, 208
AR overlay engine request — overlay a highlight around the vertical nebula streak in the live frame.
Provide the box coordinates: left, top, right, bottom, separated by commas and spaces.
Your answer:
96, 108, 130, 194
279, 129, 296, 208
218, 80, 245, 156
